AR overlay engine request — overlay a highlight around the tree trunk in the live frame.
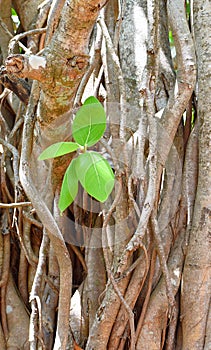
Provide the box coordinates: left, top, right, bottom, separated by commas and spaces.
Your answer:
181, 1, 211, 348
0, 0, 210, 349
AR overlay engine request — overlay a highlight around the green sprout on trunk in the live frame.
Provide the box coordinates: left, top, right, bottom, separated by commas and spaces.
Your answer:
38, 96, 114, 213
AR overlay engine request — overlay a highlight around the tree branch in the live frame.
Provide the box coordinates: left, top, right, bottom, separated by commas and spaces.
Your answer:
19, 81, 73, 349
0, 66, 31, 104
4, 0, 109, 126
5, 54, 47, 81
158, 0, 196, 164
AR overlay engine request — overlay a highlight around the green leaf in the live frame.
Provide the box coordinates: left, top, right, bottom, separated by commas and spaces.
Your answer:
11, 8, 17, 16
11, 8, 20, 32
58, 159, 78, 212
83, 96, 100, 105
38, 142, 79, 160
72, 96, 106, 147
75, 151, 114, 202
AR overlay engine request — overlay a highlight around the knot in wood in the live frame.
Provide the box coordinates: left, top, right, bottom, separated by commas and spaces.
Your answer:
5, 55, 24, 74
68, 55, 89, 70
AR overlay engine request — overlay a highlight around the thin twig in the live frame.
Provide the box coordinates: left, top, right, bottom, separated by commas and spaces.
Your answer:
98, 16, 127, 143
93, 64, 104, 96
29, 229, 50, 348
0, 67, 31, 104
70, 244, 87, 274
18, 248, 29, 306
135, 248, 157, 341
108, 241, 149, 349
151, 212, 175, 308
14, 216, 37, 267
0, 169, 13, 202
0, 138, 20, 228
35, 295, 46, 349
23, 211, 43, 229
22, 216, 39, 264
0, 16, 28, 53
0, 138, 19, 194
128, 174, 141, 218
0, 214, 10, 340
0, 88, 10, 100
0, 201, 32, 208
100, 0, 110, 9
101, 177, 123, 287
116, 245, 148, 282
109, 273, 136, 350
166, 293, 179, 350
100, 138, 118, 170
8, 117, 24, 142
103, 175, 122, 228
8, 27, 47, 54
114, 0, 126, 50
159, 0, 196, 163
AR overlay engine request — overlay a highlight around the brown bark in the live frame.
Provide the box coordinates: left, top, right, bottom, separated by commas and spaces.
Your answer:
0, 0, 210, 349
0, 0, 14, 61
181, 1, 211, 348
136, 233, 185, 348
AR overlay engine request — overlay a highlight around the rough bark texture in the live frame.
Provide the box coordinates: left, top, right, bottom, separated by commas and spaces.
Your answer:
181, 1, 211, 349
0, 0, 210, 349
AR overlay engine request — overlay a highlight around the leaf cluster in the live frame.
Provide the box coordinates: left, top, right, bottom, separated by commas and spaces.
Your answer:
39, 96, 114, 212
